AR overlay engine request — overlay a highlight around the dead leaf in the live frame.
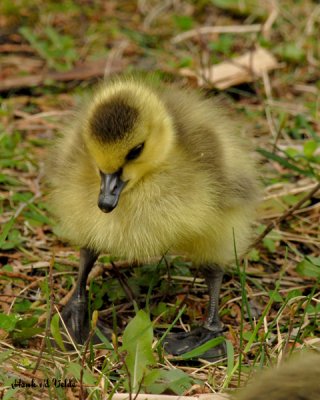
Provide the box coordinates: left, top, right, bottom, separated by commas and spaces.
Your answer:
181, 47, 278, 89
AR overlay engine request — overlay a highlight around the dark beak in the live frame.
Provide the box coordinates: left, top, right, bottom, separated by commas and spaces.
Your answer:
98, 169, 126, 213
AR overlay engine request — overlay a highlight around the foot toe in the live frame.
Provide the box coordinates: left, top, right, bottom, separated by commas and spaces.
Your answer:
56, 297, 112, 347
164, 326, 226, 360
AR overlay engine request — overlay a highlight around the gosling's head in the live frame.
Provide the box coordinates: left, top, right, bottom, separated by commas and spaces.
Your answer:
83, 80, 175, 213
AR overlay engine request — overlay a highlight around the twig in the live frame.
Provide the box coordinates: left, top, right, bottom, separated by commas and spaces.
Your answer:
14, 193, 41, 219
171, 24, 262, 44
252, 182, 320, 248
79, 311, 98, 400
263, 182, 317, 201
32, 253, 55, 374
132, 373, 145, 400
0, 44, 34, 53
112, 394, 229, 400
111, 261, 135, 302
262, 70, 278, 142
104, 40, 129, 78
112, 334, 133, 400
0, 59, 124, 92
14, 110, 73, 121
262, 0, 279, 39
142, 0, 172, 29
0, 270, 37, 282
55, 305, 81, 354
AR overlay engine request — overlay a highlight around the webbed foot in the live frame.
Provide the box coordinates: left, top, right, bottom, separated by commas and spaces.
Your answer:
54, 248, 111, 348
60, 294, 112, 347
60, 294, 90, 345
164, 326, 226, 360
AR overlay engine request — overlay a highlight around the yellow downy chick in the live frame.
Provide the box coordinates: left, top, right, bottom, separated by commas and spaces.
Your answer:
234, 352, 320, 400
47, 75, 259, 357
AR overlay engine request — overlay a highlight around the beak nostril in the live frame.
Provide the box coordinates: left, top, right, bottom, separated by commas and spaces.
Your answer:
98, 169, 126, 213
110, 181, 118, 194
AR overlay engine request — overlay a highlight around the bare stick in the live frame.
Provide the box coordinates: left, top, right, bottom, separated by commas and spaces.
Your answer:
252, 182, 320, 248
171, 24, 262, 44
32, 253, 55, 374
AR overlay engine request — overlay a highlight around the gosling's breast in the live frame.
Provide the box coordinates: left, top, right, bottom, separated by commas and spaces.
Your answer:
89, 171, 220, 260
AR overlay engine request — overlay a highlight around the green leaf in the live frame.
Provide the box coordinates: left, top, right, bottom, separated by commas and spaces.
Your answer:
67, 362, 96, 385
257, 148, 313, 177
306, 256, 320, 267
67, 362, 81, 379
173, 15, 194, 31
306, 302, 320, 314
3, 388, 19, 400
211, 0, 266, 17
0, 218, 14, 249
0, 313, 19, 332
50, 313, 66, 351
296, 259, 320, 278
19, 26, 78, 72
107, 278, 126, 302
304, 140, 318, 159
242, 331, 253, 341
212, 0, 238, 7
247, 248, 260, 261
121, 310, 155, 391
268, 290, 283, 302
275, 42, 305, 63
0, 174, 21, 185
145, 369, 193, 395
225, 340, 235, 377
18, 357, 33, 367
143, 369, 161, 387
180, 336, 225, 360
285, 147, 299, 158
263, 237, 276, 253
23, 209, 52, 225
209, 34, 234, 54
16, 316, 37, 329
0, 228, 24, 250
94, 327, 113, 350
12, 327, 44, 342
13, 299, 32, 313
286, 289, 302, 301
0, 349, 13, 363
151, 301, 168, 317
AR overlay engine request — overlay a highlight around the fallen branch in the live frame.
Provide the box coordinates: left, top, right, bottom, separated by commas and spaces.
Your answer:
171, 24, 261, 44
252, 181, 320, 248
32, 254, 55, 374
0, 59, 123, 92
0, 270, 37, 282
112, 394, 229, 400
0, 43, 34, 53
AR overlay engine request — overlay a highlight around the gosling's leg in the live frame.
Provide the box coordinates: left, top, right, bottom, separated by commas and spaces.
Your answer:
202, 266, 224, 333
164, 265, 226, 359
60, 247, 98, 344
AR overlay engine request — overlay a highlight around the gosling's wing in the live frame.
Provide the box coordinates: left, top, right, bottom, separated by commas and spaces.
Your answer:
160, 87, 259, 205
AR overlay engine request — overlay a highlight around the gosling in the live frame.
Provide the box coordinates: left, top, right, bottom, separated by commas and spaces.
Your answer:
234, 352, 320, 400
47, 75, 259, 357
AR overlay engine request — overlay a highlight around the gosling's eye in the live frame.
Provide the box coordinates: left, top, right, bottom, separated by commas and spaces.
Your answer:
126, 143, 144, 161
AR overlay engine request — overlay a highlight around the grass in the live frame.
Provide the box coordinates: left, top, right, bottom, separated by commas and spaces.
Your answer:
0, 0, 319, 399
